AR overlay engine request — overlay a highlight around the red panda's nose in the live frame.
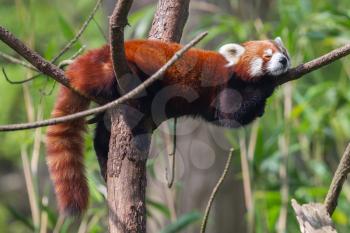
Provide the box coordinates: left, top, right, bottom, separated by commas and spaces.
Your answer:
279, 57, 287, 66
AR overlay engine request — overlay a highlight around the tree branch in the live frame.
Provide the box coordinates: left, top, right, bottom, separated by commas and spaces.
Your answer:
109, 0, 133, 93
0, 26, 69, 86
0, 32, 208, 132
276, 43, 350, 86
0, 26, 104, 104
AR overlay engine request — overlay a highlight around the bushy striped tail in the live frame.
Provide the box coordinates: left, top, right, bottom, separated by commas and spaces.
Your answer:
46, 86, 90, 215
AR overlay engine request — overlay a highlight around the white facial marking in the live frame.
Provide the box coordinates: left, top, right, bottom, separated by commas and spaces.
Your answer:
218, 43, 245, 67
249, 57, 263, 77
266, 52, 290, 76
264, 49, 273, 57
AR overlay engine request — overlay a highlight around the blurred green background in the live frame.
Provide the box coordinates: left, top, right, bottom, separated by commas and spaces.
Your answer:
1, 0, 350, 232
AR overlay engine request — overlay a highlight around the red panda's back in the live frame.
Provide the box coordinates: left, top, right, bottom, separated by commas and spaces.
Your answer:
125, 40, 231, 93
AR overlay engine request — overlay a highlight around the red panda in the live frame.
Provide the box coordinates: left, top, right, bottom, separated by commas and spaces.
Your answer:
46, 37, 290, 215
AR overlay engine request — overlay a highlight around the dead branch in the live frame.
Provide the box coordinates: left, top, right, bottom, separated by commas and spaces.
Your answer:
291, 199, 337, 233
0, 32, 208, 132
324, 143, 350, 215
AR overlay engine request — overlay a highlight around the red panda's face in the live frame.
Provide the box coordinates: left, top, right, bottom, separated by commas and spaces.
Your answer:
219, 37, 290, 81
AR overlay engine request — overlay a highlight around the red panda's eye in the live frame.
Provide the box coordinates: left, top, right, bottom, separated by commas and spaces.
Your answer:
263, 54, 272, 60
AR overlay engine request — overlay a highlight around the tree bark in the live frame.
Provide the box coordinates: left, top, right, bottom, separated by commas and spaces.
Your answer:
107, 107, 150, 233
148, 0, 190, 42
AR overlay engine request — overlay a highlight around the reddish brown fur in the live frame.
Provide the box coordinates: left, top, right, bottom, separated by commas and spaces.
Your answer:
46, 39, 269, 215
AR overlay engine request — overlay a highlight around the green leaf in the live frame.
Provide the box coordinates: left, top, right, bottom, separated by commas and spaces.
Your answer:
159, 212, 201, 233
146, 198, 171, 219
5, 205, 34, 231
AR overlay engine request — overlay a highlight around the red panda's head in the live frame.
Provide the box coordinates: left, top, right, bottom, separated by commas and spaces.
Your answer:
219, 37, 290, 81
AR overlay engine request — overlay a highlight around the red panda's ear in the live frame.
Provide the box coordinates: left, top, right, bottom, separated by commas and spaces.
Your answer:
218, 43, 245, 67
274, 37, 285, 48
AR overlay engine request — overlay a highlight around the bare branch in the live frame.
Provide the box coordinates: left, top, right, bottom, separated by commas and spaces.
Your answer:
109, 0, 133, 93
324, 143, 350, 216
0, 26, 69, 85
276, 43, 350, 86
0, 32, 208, 132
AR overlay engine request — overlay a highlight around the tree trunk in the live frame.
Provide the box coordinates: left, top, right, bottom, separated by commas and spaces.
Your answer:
107, 107, 151, 233
107, 0, 190, 232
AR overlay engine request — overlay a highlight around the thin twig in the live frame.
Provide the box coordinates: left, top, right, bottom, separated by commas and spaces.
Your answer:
92, 17, 108, 42
200, 148, 234, 233
50, 0, 103, 64
0, 32, 208, 131
324, 143, 350, 216
2, 68, 39, 84
0, 52, 37, 71
22, 0, 102, 84
166, 117, 177, 188
57, 45, 87, 69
